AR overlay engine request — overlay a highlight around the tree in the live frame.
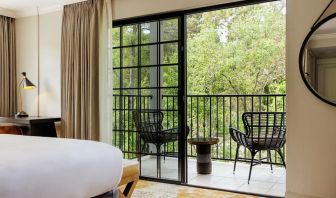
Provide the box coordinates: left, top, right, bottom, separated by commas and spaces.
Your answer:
187, 1, 286, 95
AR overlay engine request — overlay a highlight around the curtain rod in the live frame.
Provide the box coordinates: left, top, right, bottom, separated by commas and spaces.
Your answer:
37, 7, 40, 117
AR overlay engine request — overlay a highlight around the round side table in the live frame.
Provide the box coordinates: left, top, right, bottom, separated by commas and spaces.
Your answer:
188, 137, 219, 174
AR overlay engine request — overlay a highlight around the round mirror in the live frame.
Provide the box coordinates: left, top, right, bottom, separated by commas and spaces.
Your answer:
300, 14, 336, 106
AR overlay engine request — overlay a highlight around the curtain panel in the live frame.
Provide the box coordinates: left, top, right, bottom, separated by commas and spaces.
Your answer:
0, 16, 16, 117
61, 0, 113, 141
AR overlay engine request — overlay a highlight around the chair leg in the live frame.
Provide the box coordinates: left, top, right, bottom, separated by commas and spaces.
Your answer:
156, 144, 161, 178
268, 150, 273, 173
141, 143, 147, 154
233, 144, 240, 174
163, 143, 166, 162
277, 149, 286, 168
248, 151, 256, 184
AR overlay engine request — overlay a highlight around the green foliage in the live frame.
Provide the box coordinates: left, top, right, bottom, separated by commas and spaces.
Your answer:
187, 1, 286, 95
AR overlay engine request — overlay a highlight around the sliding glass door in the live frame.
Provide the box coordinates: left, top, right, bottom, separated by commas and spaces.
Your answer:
112, 16, 186, 182
112, 1, 285, 196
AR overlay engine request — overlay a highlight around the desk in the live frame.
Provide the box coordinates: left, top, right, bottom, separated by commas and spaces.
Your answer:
0, 117, 61, 137
188, 137, 219, 174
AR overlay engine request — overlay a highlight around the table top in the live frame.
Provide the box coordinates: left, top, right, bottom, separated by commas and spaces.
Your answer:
188, 138, 219, 145
0, 117, 61, 125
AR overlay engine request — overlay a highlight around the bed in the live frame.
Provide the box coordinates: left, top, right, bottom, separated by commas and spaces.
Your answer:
0, 135, 123, 198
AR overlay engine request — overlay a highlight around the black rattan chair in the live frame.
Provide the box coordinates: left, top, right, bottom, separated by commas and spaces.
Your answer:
133, 110, 179, 157
229, 112, 286, 183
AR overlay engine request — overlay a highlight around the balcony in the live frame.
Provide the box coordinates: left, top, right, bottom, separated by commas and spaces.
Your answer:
113, 94, 286, 197
138, 157, 286, 197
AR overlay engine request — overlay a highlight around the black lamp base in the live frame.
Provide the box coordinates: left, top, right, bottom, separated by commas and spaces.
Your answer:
15, 111, 29, 118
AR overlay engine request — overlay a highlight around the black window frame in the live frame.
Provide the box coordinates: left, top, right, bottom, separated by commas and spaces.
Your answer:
111, 0, 283, 196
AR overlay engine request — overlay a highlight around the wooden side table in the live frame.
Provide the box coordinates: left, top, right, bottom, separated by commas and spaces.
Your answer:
0, 117, 61, 138
188, 137, 219, 174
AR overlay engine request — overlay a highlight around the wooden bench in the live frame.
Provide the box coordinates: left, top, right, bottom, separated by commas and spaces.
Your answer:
118, 160, 139, 198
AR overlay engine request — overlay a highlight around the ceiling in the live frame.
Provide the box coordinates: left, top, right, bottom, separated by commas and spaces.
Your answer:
312, 46, 336, 59
0, 0, 86, 17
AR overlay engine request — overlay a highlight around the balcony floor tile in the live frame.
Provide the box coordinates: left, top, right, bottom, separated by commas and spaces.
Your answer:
138, 157, 286, 197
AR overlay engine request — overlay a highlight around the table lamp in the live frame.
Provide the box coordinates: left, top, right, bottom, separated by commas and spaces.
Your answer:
16, 72, 36, 118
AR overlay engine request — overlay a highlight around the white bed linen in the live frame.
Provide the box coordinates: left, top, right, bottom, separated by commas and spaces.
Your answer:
0, 135, 123, 198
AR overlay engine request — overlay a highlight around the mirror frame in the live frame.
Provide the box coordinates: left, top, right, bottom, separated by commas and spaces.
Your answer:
299, 12, 336, 107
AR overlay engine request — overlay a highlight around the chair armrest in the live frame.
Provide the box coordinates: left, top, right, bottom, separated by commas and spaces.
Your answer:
161, 127, 190, 136
229, 127, 248, 146
160, 126, 190, 138
159, 128, 179, 143
161, 128, 178, 133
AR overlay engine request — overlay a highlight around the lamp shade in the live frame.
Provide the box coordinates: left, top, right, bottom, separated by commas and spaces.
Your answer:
21, 72, 36, 90
16, 72, 36, 118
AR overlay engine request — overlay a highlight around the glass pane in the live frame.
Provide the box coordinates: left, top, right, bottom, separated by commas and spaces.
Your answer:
113, 49, 120, 67
122, 68, 138, 88
141, 67, 162, 89
160, 86, 178, 181
112, 27, 120, 47
122, 90, 138, 97
161, 43, 178, 64
140, 155, 158, 178
160, 155, 178, 180
122, 47, 138, 67
160, 19, 178, 42
123, 25, 138, 46
113, 90, 120, 95
141, 22, 158, 44
141, 45, 158, 66
162, 104, 178, 128
163, 66, 178, 87
161, 88, 178, 100
161, 88, 178, 112
113, 70, 120, 88
139, 88, 152, 96
139, 67, 150, 88
136, 88, 158, 112
113, 18, 181, 183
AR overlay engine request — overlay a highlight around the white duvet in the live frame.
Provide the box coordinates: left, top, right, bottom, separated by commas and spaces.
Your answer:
0, 135, 123, 198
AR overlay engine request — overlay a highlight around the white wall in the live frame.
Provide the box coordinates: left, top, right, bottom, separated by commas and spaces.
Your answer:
16, 16, 39, 116
112, 0, 239, 19
286, 0, 336, 197
39, 11, 62, 116
16, 11, 62, 117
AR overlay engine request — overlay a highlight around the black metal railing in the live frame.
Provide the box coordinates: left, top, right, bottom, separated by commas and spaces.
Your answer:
113, 94, 286, 165
113, 94, 152, 159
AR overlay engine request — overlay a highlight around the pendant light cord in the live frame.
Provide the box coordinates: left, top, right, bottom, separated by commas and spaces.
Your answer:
312, 0, 335, 29
37, 7, 40, 117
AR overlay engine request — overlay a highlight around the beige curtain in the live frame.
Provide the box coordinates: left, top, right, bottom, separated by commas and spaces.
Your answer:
0, 16, 16, 117
61, 0, 113, 141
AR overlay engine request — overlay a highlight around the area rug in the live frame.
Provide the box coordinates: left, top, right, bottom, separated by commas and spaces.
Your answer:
131, 180, 256, 198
